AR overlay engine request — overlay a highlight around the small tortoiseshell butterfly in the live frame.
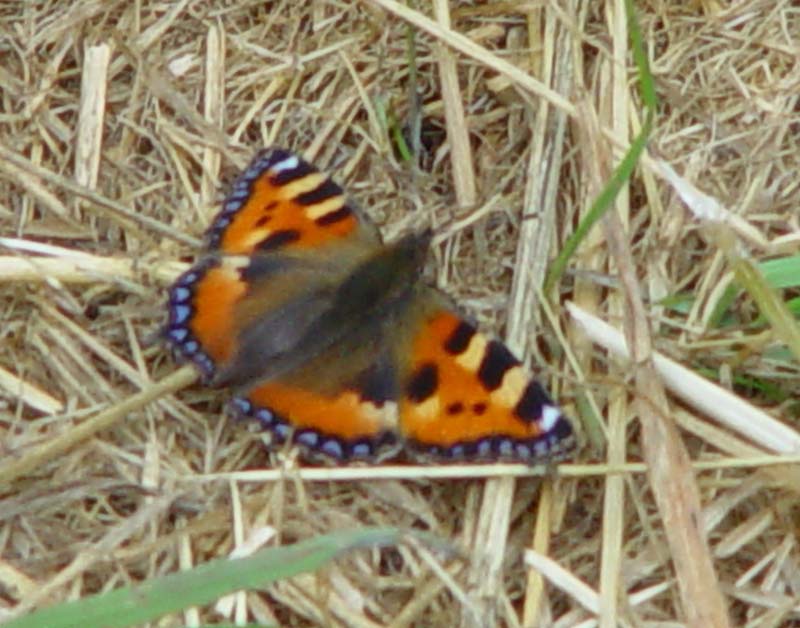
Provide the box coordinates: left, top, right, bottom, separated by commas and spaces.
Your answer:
165, 148, 575, 463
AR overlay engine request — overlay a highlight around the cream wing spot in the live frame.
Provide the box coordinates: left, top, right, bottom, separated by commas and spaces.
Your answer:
359, 398, 399, 431
239, 228, 273, 251
454, 333, 488, 372
276, 172, 327, 200
305, 196, 345, 221
490, 365, 528, 408
218, 255, 251, 274
412, 396, 441, 423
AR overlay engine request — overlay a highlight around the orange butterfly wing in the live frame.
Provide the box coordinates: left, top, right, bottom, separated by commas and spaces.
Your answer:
398, 304, 574, 461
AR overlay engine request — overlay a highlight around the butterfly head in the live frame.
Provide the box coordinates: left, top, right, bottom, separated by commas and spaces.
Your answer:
390, 228, 432, 276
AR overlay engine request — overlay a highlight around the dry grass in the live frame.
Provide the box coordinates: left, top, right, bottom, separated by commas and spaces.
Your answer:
2, 1, 799, 626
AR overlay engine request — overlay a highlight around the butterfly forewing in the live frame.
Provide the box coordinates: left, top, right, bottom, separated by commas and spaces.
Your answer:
165, 149, 378, 381
206, 148, 379, 255
397, 296, 574, 461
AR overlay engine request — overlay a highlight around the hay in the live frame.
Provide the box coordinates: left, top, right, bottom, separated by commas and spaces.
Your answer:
2, 0, 799, 625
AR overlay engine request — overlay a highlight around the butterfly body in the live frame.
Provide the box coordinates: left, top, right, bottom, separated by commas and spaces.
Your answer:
165, 148, 574, 463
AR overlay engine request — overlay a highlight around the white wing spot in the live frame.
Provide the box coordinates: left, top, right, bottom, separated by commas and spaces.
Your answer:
540, 404, 562, 431
269, 155, 299, 173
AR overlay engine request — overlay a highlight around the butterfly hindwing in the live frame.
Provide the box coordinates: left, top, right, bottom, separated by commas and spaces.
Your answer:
233, 329, 402, 461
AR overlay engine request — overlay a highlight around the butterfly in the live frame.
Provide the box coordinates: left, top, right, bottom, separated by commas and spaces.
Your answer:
164, 148, 575, 463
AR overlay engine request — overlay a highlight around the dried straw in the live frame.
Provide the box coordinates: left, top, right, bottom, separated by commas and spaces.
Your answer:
2, 1, 799, 626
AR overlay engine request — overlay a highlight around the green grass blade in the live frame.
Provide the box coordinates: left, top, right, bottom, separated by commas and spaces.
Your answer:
625, 0, 657, 109
8, 527, 401, 628
728, 253, 800, 363
545, 0, 656, 294
544, 118, 652, 295
758, 255, 800, 290
703, 255, 800, 329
